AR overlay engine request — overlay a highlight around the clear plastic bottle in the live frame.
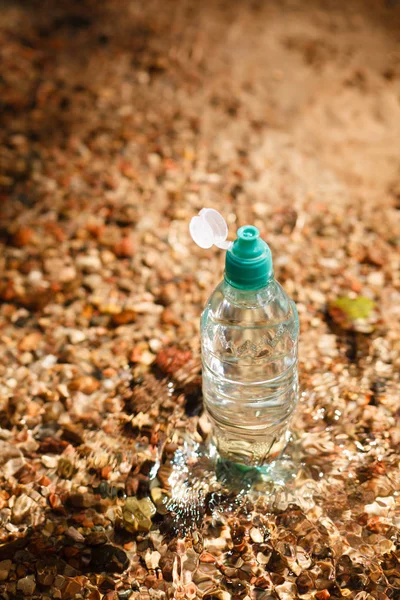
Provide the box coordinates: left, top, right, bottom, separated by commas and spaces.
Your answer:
201, 278, 298, 467
190, 209, 299, 468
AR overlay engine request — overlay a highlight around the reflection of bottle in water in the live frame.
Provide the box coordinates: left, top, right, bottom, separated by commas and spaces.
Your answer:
190, 209, 299, 468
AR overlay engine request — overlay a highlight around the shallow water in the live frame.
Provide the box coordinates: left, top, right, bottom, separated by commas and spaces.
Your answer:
156, 434, 301, 535
144, 377, 400, 598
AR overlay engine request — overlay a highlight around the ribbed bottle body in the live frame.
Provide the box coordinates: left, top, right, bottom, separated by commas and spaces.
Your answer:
201, 280, 299, 467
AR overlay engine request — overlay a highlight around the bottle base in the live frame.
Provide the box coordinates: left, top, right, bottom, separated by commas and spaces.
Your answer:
152, 431, 301, 534
211, 425, 292, 468
214, 450, 299, 491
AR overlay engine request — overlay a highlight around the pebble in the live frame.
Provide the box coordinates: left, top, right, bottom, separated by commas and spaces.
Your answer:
67, 329, 87, 344
144, 550, 161, 570
131, 302, 163, 314
18, 331, 42, 352
114, 237, 134, 258
65, 526, 85, 542
117, 590, 132, 599
59, 266, 77, 282
155, 346, 192, 375
111, 310, 137, 325
148, 338, 162, 353
367, 271, 384, 287
12, 494, 34, 523
57, 458, 76, 479
101, 249, 116, 264
2, 457, 26, 478
253, 202, 269, 216
54, 575, 65, 589
315, 591, 330, 600
365, 496, 395, 517
43, 401, 64, 423
41, 354, 58, 369
17, 575, 36, 595
0, 560, 12, 581
90, 544, 129, 573
69, 375, 100, 394
275, 582, 297, 600
27, 270, 43, 283
99, 303, 122, 315
296, 571, 315, 593
122, 497, 156, 532
203, 592, 231, 600
256, 551, 270, 565
307, 289, 327, 306
249, 527, 264, 543
68, 492, 98, 508
36, 562, 56, 586
84, 274, 103, 290
85, 532, 108, 546
318, 334, 338, 358
198, 413, 212, 436
63, 578, 83, 597
12, 227, 34, 247
158, 283, 177, 306
76, 254, 102, 273
41, 455, 58, 469
161, 307, 180, 326
57, 383, 70, 398
139, 350, 155, 366
19, 351, 33, 364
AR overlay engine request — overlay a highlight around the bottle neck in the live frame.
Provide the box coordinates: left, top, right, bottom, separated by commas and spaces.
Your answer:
222, 276, 275, 307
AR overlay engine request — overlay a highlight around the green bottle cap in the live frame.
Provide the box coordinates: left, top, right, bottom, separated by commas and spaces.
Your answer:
189, 210, 273, 291
225, 225, 273, 290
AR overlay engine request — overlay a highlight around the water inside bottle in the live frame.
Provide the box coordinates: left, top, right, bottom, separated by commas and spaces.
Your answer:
204, 363, 298, 466
201, 279, 299, 468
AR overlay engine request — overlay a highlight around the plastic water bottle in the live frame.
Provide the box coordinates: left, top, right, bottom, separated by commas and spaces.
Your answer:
190, 209, 299, 468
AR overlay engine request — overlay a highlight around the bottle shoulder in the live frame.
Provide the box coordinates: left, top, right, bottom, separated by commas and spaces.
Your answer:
201, 280, 298, 367
201, 279, 298, 328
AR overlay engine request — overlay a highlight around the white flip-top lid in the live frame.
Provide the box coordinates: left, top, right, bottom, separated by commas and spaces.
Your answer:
189, 208, 233, 250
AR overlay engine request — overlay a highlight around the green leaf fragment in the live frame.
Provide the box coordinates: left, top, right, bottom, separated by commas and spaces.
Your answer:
331, 296, 375, 320
328, 296, 376, 333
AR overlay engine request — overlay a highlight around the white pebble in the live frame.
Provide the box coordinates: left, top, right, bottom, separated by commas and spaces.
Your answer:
367, 271, 384, 287
41, 455, 58, 469
12, 494, 34, 523
28, 270, 43, 283
318, 334, 338, 358
365, 496, 395, 517
140, 350, 155, 366
59, 266, 77, 283
145, 550, 161, 570
67, 329, 86, 344
76, 255, 102, 273
250, 527, 264, 543
20, 352, 33, 365
41, 355, 57, 369
149, 338, 162, 353
2, 457, 25, 479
